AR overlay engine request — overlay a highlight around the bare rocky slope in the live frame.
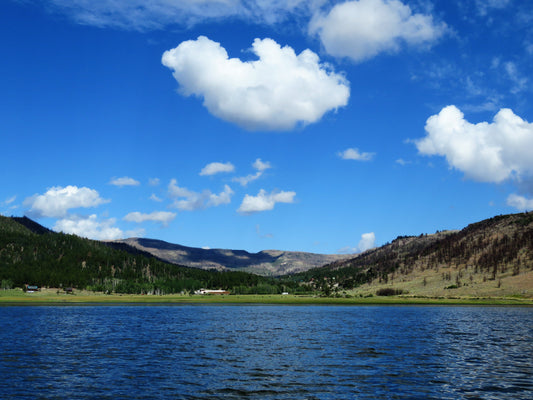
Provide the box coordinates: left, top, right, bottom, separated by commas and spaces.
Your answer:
114, 238, 350, 276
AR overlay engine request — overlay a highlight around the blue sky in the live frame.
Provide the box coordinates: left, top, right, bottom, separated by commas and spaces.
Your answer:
2, 0, 533, 254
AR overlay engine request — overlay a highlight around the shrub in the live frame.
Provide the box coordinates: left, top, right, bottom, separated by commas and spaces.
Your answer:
445, 284, 459, 289
376, 288, 404, 296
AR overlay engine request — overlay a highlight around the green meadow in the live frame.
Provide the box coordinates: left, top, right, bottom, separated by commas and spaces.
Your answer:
1, 289, 532, 306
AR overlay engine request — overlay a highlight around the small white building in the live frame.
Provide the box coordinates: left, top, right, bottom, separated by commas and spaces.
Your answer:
194, 289, 230, 295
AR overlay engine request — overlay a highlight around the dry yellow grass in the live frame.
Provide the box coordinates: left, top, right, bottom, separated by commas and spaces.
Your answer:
348, 265, 533, 299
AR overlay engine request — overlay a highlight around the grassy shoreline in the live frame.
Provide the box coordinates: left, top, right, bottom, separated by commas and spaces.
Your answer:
1, 290, 532, 306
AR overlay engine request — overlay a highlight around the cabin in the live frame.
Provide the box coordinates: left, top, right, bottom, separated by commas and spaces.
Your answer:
194, 289, 230, 295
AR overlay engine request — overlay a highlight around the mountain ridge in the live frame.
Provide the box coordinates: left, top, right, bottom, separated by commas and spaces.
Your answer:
113, 237, 351, 276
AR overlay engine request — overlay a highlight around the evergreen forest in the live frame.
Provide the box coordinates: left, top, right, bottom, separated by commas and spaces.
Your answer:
0, 216, 302, 295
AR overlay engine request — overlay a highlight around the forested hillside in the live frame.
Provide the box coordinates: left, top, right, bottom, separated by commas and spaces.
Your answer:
0, 216, 285, 294
292, 213, 533, 297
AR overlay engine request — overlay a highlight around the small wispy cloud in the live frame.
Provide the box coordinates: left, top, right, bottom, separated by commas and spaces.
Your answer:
168, 179, 233, 211
149, 193, 163, 202
233, 158, 272, 186
1, 195, 17, 210
396, 158, 411, 166
110, 176, 140, 187
149, 178, 160, 186
338, 148, 375, 161
253, 158, 272, 171
1, 195, 18, 215
123, 211, 176, 226
256, 224, 274, 239
506, 194, 533, 211
3, 195, 17, 205
338, 232, 376, 254
504, 61, 528, 94
199, 161, 235, 176
39, 0, 314, 31
238, 189, 296, 214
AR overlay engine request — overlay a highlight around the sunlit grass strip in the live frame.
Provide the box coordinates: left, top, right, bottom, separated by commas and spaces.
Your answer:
1, 292, 532, 305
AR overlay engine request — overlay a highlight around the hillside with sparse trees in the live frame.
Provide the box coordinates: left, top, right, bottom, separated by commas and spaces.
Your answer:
291, 213, 533, 298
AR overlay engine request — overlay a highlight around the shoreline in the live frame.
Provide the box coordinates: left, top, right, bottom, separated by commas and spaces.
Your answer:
1, 292, 532, 306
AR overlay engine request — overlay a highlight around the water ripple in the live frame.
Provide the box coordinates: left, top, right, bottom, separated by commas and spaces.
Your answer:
0, 305, 532, 399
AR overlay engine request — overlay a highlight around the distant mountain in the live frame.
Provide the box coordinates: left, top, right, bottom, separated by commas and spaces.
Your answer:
293, 212, 533, 298
114, 238, 350, 276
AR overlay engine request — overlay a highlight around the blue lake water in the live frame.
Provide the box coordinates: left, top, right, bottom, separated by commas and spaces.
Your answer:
0, 305, 532, 399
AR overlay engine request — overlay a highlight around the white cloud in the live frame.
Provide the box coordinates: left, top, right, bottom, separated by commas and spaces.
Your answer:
208, 185, 234, 207
3, 195, 16, 205
233, 158, 272, 186
238, 189, 296, 214
476, 0, 511, 16
42, 0, 315, 31
256, 224, 274, 239
150, 194, 163, 202
309, 0, 446, 62
199, 161, 235, 176
357, 232, 376, 252
1, 196, 18, 215
338, 232, 376, 253
253, 158, 272, 171
168, 179, 233, 211
396, 158, 411, 165
415, 105, 533, 183
338, 148, 375, 161
123, 211, 176, 225
504, 62, 528, 94
149, 178, 160, 186
110, 176, 140, 187
162, 36, 349, 131
507, 194, 533, 211
25, 186, 109, 218
54, 214, 124, 240
233, 172, 263, 187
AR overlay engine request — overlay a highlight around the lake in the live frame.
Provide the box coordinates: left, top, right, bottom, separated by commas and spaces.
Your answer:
0, 305, 531, 399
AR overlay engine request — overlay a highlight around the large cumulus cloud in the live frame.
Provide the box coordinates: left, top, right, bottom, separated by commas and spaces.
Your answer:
162, 36, 349, 131
416, 105, 533, 183
24, 185, 109, 218
309, 0, 446, 62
